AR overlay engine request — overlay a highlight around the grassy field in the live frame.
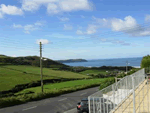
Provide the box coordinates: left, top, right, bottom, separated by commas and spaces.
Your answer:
0, 65, 90, 91
15, 78, 109, 95
80, 69, 110, 75
0, 78, 114, 108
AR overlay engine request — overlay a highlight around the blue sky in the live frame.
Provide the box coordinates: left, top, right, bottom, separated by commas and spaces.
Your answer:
0, 0, 150, 60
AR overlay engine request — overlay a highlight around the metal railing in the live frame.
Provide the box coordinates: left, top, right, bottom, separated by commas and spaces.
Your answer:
88, 68, 147, 113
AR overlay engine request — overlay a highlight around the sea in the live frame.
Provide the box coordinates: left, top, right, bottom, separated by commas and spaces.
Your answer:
63, 57, 143, 68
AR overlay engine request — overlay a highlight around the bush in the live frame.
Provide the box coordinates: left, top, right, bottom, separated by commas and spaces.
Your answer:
99, 78, 115, 90
141, 55, 150, 68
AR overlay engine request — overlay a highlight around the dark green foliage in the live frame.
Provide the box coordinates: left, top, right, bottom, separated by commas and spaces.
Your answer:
99, 78, 115, 90
0, 97, 24, 108
117, 73, 126, 78
95, 73, 106, 78
141, 55, 150, 68
90, 66, 133, 71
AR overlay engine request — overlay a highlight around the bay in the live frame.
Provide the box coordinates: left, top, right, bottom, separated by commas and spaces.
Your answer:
63, 57, 143, 68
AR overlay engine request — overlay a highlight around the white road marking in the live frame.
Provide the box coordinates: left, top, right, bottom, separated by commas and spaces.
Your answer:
58, 98, 67, 101
62, 104, 68, 109
67, 103, 73, 107
64, 108, 76, 113
22, 106, 37, 111
80, 92, 87, 96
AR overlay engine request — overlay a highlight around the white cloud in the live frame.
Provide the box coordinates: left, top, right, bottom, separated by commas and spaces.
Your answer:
76, 30, 84, 35
59, 0, 92, 11
36, 39, 49, 44
111, 16, 137, 32
24, 24, 38, 31
136, 30, 150, 36
92, 16, 111, 28
0, 4, 23, 17
93, 15, 150, 37
0, 12, 3, 18
86, 24, 98, 34
145, 15, 150, 22
99, 38, 131, 46
21, 0, 93, 14
13, 24, 23, 28
76, 24, 99, 35
47, 3, 59, 14
34, 21, 45, 26
13, 21, 45, 34
64, 24, 73, 30
58, 17, 69, 21
21, 0, 40, 11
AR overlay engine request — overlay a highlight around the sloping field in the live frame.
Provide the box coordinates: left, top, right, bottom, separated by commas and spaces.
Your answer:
0, 65, 90, 91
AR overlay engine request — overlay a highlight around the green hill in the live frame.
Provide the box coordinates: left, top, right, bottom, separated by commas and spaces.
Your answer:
0, 65, 90, 92
0, 55, 68, 68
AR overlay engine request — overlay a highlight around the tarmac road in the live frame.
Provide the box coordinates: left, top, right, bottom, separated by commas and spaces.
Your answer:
0, 86, 100, 113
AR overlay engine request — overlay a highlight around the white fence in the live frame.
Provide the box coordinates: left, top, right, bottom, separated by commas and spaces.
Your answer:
88, 68, 146, 113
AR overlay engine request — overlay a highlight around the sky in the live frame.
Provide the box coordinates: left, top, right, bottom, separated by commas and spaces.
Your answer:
0, 0, 150, 60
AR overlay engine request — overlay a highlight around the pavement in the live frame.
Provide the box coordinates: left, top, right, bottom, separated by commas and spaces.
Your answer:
0, 86, 100, 113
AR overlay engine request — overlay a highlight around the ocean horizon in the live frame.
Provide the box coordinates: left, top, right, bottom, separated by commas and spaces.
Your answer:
63, 57, 143, 68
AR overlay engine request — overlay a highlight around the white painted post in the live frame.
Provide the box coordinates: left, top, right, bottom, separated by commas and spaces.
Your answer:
88, 96, 91, 113
112, 84, 115, 109
93, 97, 95, 113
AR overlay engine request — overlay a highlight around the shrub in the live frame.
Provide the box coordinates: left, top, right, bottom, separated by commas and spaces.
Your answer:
141, 55, 150, 68
99, 78, 115, 90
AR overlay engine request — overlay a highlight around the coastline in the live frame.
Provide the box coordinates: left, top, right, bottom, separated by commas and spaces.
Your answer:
85, 66, 141, 68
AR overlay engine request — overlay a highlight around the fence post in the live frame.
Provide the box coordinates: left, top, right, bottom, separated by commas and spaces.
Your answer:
132, 76, 136, 113
112, 84, 115, 109
93, 97, 95, 113
88, 96, 91, 113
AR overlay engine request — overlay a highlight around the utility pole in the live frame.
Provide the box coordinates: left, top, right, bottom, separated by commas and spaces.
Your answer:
40, 42, 43, 93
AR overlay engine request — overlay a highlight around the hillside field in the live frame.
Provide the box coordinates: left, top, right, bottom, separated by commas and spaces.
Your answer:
0, 65, 90, 91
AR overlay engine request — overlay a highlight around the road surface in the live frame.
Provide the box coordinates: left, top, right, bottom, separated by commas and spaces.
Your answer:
0, 86, 100, 113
